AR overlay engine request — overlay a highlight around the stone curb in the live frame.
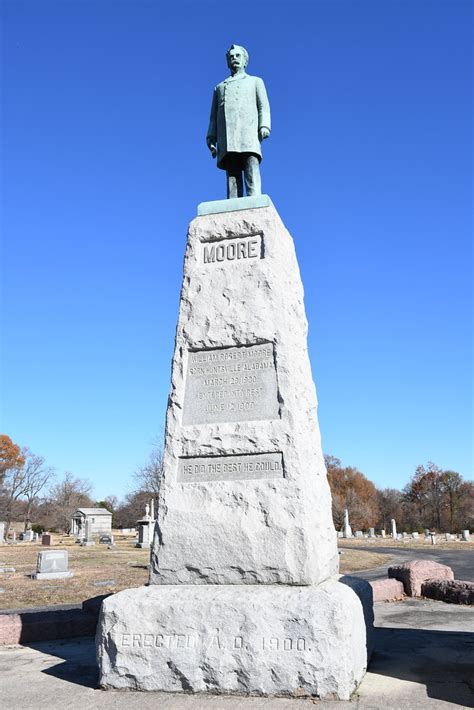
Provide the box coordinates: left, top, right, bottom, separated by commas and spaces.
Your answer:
370, 578, 405, 602
0, 594, 111, 645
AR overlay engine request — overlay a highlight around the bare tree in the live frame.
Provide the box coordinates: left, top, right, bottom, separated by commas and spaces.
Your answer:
48, 472, 94, 532
21, 450, 54, 531
1, 464, 28, 536
133, 442, 164, 497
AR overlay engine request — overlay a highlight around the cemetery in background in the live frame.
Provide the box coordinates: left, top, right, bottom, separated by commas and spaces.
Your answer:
0, 434, 472, 539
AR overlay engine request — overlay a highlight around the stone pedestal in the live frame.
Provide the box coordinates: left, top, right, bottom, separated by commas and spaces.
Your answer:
96, 198, 372, 698
97, 577, 372, 700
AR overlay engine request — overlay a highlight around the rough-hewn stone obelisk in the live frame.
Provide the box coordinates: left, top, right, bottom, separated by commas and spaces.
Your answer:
96, 196, 373, 698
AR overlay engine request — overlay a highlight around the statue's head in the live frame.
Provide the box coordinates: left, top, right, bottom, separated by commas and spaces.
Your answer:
226, 44, 249, 73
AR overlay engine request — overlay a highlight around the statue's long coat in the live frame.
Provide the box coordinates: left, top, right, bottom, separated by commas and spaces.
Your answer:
207, 72, 271, 171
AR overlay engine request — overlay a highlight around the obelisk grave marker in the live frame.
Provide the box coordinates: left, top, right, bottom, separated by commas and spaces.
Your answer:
97, 44, 372, 699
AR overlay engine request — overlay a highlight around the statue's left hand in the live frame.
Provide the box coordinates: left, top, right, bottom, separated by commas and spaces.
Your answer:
259, 127, 271, 141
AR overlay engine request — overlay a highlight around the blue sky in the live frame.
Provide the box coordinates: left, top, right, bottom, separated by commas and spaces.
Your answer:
1, 0, 472, 500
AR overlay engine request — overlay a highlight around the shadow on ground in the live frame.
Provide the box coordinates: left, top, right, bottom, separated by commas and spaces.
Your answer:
29, 625, 474, 708
31, 637, 98, 688
370, 626, 474, 708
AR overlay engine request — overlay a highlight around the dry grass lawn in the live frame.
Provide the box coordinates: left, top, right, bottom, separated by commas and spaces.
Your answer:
0, 534, 149, 611
338, 537, 470, 551
1, 534, 432, 611
338, 548, 392, 573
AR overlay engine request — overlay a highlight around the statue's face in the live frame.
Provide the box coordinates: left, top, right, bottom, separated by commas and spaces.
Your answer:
227, 47, 246, 72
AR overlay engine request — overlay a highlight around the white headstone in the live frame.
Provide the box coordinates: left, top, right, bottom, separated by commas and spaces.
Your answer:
462, 530, 470, 541
0, 522, 5, 544
368, 528, 375, 538
97, 200, 371, 699
391, 519, 397, 539
33, 549, 73, 579
343, 508, 352, 539
381, 529, 386, 538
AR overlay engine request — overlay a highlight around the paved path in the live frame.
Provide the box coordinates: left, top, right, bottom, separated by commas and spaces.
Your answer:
343, 545, 474, 582
1, 600, 473, 709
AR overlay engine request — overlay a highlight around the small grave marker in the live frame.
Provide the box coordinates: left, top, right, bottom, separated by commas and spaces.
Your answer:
33, 549, 73, 580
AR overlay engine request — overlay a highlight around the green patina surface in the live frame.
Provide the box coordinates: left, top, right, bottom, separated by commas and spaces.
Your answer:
197, 194, 273, 216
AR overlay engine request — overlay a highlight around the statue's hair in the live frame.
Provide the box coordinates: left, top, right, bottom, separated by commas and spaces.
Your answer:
226, 44, 249, 68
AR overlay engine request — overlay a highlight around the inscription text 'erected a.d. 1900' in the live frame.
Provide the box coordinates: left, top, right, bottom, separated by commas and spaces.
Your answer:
177, 452, 284, 483
182, 343, 279, 425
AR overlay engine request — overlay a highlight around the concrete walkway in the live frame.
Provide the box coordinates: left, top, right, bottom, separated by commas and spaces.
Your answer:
1, 599, 473, 709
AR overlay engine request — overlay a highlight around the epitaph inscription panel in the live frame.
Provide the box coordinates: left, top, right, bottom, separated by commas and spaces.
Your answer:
182, 344, 279, 425
177, 452, 284, 483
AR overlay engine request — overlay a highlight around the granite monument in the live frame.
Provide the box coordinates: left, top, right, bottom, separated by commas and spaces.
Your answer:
96, 47, 372, 700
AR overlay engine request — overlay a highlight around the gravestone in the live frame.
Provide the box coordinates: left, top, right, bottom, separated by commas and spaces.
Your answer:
412, 532, 419, 539
380, 529, 386, 538
355, 531, 364, 539
391, 519, 397, 539
33, 549, 73, 579
41, 534, 52, 546
81, 519, 95, 546
99, 534, 114, 545
368, 528, 375, 538
22, 529, 34, 542
97, 200, 372, 698
343, 508, 353, 538
462, 530, 470, 541
136, 502, 155, 549
0, 522, 5, 544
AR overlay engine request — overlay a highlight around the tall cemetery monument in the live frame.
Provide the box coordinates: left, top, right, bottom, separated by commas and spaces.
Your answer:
97, 44, 372, 699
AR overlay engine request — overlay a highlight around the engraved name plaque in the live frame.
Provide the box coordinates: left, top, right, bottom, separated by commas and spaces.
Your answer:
202, 233, 263, 264
177, 452, 284, 483
182, 343, 279, 425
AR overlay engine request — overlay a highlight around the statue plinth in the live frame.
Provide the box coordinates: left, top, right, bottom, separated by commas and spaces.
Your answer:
96, 199, 373, 698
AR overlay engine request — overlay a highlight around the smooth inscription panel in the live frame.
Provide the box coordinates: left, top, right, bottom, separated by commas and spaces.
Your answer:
182, 343, 279, 425
177, 453, 284, 483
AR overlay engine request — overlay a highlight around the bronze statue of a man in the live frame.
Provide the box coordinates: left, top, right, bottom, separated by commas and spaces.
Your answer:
207, 45, 271, 198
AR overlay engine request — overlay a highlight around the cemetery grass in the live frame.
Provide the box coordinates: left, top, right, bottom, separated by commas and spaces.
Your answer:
1, 536, 430, 610
338, 538, 470, 550
0, 534, 149, 611
338, 548, 392, 573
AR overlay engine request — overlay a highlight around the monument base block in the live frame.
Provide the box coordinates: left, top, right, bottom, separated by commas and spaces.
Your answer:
33, 571, 73, 580
96, 578, 372, 700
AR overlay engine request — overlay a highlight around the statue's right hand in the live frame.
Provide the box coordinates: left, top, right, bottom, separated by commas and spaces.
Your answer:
207, 137, 217, 158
